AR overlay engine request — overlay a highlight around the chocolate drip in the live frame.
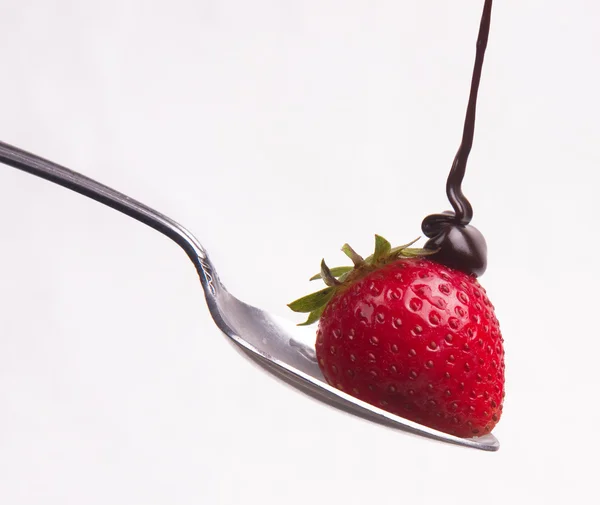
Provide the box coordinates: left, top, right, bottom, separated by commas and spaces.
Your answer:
421, 0, 492, 277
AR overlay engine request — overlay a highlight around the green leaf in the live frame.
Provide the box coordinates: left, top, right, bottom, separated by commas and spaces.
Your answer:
287, 287, 335, 313
337, 270, 353, 283
400, 247, 439, 257
389, 237, 420, 256
341, 243, 365, 266
309, 266, 353, 281
372, 234, 391, 263
320, 259, 342, 287
298, 305, 326, 326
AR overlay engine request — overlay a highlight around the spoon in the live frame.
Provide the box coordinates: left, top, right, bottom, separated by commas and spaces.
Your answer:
0, 140, 499, 451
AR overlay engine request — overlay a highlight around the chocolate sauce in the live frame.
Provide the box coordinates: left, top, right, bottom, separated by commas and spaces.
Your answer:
421, 0, 492, 277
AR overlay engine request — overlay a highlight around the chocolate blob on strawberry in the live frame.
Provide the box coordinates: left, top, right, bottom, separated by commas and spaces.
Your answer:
289, 0, 503, 439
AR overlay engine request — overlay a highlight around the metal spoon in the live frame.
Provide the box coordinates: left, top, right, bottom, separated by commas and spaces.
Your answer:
0, 140, 499, 451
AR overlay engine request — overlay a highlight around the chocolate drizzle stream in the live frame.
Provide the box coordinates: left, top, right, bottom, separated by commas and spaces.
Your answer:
421, 0, 493, 277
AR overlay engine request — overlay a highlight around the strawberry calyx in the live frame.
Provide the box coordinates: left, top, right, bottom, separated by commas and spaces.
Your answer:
288, 235, 436, 326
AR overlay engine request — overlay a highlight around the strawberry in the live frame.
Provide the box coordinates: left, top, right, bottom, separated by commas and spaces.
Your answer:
288, 235, 504, 438
288, 0, 503, 439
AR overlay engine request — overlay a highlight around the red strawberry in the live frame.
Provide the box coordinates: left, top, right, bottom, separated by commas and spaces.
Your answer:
289, 235, 504, 438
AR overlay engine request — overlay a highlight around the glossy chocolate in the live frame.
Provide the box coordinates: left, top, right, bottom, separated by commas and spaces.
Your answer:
421, 0, 492, 277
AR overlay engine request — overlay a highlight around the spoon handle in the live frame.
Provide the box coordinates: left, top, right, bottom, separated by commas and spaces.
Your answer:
0, 140, 208, 277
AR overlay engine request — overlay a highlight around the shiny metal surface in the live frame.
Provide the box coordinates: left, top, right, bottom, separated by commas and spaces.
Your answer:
0, 140, 499, 451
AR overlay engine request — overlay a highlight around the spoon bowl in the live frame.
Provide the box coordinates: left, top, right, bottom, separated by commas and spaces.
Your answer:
0, 140, 499, 451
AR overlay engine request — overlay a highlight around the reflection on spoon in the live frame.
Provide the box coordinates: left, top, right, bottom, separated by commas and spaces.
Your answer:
0, 140, 498, 451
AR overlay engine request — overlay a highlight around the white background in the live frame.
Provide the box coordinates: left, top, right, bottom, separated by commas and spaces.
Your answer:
1, 1, 599, 503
